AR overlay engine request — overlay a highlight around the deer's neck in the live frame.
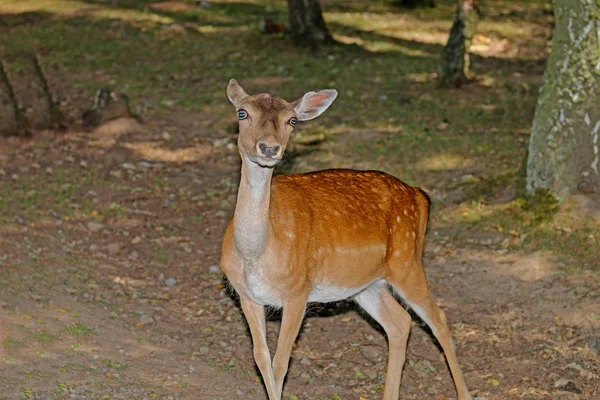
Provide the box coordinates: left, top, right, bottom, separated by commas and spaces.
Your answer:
233, 155, 273, 261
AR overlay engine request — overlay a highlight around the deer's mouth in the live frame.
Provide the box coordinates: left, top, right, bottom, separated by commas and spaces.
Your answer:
253, 155, 281, 168
242, 151, 281, 168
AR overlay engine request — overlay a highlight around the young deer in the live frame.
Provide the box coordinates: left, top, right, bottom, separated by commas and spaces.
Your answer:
220, 79, 471, 400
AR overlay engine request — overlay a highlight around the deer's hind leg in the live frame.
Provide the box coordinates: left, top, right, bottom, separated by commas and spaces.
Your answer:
387, 263, 471, 400
354, 280, 411, 400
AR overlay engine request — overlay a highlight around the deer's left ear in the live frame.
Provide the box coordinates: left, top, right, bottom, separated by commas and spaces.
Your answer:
227, 79, 249, 106
293, 89, 338, 121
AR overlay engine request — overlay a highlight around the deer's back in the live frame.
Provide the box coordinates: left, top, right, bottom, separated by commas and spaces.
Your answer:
269, 169, 428, 288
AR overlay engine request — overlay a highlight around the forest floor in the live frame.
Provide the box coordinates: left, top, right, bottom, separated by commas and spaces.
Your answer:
0, 0, 599, 399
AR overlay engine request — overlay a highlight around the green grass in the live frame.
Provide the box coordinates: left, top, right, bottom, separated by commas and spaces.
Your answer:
105, 359, 129, 371
31, 331, 57, 343
0, 0, 594, 270
62, 323, 97, 337
2, 337, 23, 350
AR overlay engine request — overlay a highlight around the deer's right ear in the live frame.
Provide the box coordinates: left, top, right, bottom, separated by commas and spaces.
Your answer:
227, 79, 249, 106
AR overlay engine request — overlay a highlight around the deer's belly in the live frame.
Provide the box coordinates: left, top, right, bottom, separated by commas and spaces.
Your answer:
242, 269, 283, 308
308, 280, 379, 303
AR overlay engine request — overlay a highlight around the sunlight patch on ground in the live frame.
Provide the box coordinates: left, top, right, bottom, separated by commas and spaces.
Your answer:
419, 153, 468, 171
334, 34, 432, 56
123, 141, 212, 163
325, 11, 451, 46
0, 0, 174, 24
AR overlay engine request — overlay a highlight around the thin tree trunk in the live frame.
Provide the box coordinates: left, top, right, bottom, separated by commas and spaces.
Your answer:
438, 0, 479, 87
527, 0, 600, 198
287, 0, 334, 50
0, 59, 29, 137
17, 53, 64, 130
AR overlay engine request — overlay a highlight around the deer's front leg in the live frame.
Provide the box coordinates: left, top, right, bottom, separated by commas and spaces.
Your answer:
272, 297, 307, 397
239, 295, 278, 399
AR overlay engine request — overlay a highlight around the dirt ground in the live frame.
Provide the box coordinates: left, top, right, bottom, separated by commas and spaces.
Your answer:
0, 0, 599, 398
1, 107, 599, 400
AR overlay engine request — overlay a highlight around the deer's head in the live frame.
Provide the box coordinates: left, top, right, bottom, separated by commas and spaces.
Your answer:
227, 79, 337, 168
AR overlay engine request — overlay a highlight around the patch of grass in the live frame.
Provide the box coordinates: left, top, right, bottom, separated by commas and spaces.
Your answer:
2, 337, 23, 350
156, 248, 168, 264
105, 359, 129, 371
136, 337, 154, 344
62, 323, 97, 337
520, 189, 559, 224
31, 331, 57, 343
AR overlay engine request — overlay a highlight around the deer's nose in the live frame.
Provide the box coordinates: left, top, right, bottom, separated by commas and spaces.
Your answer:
258, 142, 281, 158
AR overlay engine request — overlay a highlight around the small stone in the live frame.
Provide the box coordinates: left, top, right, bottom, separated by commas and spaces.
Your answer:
106, 243, 120, 254
140, 314, 154, 325
437, 122, 449, 131
208, 265, 221, 273
236, 389, 245, 396
162, 131, 172, 140
131, 236, 142, 244
300, 357, 312, 366
554, 379, 581, 394
361, 345, 382, 363
87, 221, 104, 233
89, 244, 97, 251
122, 163, 136, 170
165, 277, 176, 287
198, 346, 209, 355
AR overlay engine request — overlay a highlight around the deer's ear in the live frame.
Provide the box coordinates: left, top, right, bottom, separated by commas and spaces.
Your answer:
227, 79, 249, 106
293, 89, 338, 121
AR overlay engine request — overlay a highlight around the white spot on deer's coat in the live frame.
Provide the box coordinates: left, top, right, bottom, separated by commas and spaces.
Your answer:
396, 216, 401, 223
411, 231, 416, 238
403, 209, 408, 216
394, 250, 401, 257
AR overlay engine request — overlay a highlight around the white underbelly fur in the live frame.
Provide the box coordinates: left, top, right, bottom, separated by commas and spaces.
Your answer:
308, 280, 379, 303
243, 267, 381, 307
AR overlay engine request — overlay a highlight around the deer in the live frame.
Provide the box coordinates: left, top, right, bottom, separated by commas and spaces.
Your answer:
219, 79, 472, 400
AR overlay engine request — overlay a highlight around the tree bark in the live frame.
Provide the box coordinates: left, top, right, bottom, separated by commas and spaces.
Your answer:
0, 59, 29, 137
438, 0, 479, 87
526, 0, 600, 199
287, 0, 334, 50
399, 0, 436, 8
17, 53, 64, 130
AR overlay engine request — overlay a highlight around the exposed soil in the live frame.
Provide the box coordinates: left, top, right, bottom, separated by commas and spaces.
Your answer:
1, 108, 598, 400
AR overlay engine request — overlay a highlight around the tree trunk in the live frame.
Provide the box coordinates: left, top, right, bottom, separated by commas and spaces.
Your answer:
287, 0, 334, 50
18, 53, 64, 130
0, 59, 29, 137
438, 0, 479, 87
399, 0, 435, 8
526, 0, 600, 199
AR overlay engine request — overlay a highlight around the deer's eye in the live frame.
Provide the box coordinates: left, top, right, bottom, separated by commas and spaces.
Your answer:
237, 110, 248, 120
289, 117, 297, 127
